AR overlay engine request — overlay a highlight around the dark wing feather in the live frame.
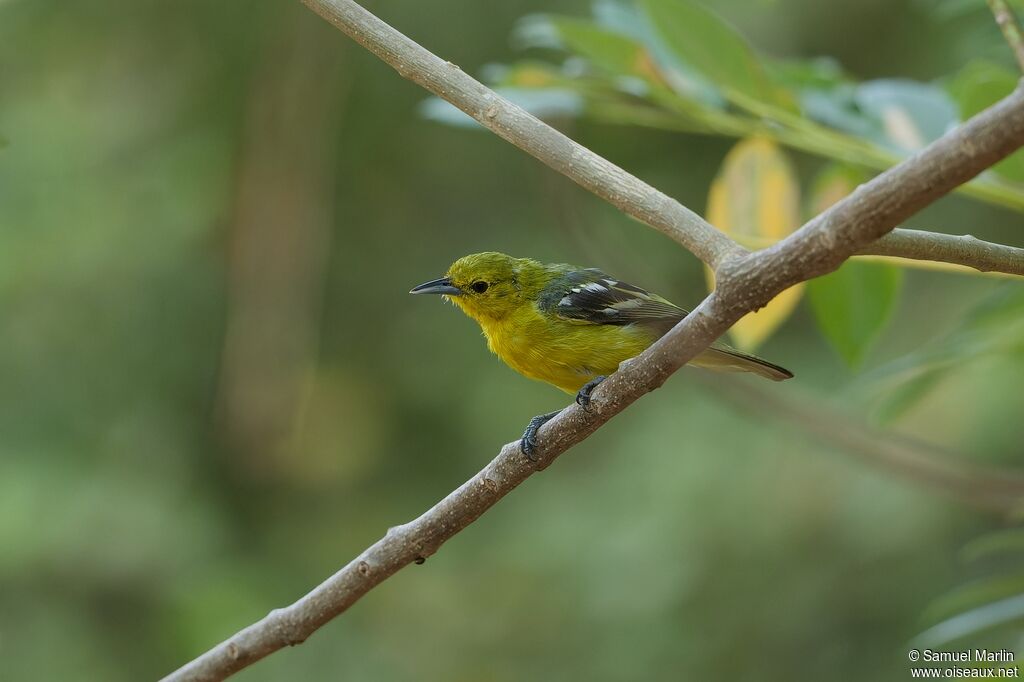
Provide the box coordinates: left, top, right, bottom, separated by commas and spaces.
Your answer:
537, 268, 686, 333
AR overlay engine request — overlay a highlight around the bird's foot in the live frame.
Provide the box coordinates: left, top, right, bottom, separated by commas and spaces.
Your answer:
575, 375, 607, 411
520, 410, 561, 462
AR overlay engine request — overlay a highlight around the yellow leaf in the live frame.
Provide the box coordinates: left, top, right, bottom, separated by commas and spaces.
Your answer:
706, 137, 803, 351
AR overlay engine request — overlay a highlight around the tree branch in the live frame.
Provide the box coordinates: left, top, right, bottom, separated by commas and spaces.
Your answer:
741, 228, 1024, 277
300, 0, 1024, 278
300, 0, 742, 269
159, 0, 1024, 678
859, 228, 1024, 276
989, 0, 1024, 73
709, 85, 1024, 315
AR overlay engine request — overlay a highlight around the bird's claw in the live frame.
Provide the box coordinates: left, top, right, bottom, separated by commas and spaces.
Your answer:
575, 375, 607, 411
519, 379, 604, 461
519, 410, 560, 461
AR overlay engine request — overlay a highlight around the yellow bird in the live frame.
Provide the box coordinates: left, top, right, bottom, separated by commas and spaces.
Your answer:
411, 252, 792, 458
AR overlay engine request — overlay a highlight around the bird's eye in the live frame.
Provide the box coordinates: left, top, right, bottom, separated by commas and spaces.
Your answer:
471, 281, 489, 294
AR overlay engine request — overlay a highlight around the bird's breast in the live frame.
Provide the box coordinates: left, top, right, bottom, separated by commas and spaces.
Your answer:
478, 308, 654, 393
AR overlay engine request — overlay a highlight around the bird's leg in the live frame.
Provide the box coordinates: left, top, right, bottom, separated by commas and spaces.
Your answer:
575, 375, 607, 411
519, 376, 606, 460
520, 410, 562, 461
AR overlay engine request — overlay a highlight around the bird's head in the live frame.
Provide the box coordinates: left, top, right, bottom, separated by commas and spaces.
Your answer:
410, 252, 537, 322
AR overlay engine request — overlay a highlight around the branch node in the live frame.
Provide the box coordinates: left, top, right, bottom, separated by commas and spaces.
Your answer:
385, 523, 409, 538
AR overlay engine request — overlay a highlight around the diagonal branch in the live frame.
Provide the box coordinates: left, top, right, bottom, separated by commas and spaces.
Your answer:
292, 0, 1024, 277
315, 0, 1024, 278
708, 86, 1024, 312
302, 0, 741, 268
989, 0, 1024, 73
302, 1, 1024, 278
160, 1, 1024, 679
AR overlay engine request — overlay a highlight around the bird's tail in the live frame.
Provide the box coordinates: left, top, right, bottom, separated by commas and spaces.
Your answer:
691, 345, 794, 382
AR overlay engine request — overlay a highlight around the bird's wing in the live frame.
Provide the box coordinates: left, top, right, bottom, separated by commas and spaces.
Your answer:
537, 268, 686, 329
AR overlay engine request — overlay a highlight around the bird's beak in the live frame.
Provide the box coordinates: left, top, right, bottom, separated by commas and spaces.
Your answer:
409, 276, 462, 296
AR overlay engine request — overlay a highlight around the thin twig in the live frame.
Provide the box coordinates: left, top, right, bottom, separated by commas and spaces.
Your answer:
989, 0, 1024, 73
739, 228, 1024, 277
860, 228, 1024, 276
159, 1, 1024, 679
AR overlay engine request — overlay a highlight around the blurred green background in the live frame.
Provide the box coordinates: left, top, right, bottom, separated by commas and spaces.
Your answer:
3, 0, 1024, 680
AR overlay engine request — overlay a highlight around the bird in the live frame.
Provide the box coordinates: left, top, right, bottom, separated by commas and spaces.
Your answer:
411, 252, 792, 459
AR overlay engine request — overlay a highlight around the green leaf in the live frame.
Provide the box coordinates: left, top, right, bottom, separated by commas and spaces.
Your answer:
962, 528, 1024, 564
797, 79, 958, 156
807, 261, 903, 367
867, 285, 1024, 422
591, 0, 724, 106
804, 164, 903, 368
948, 61, 1019, 118
638, 0, 779, 106
515, 12, 726, 108
854, 79, 959, 153
584, 98, 716, 134
799, 84, 878, 140
923, 573, 1024, 627
947, 60, 1024, 183
765, 56, 849, 92
916, 528, 1024, 647
917, 593, 1024, 648
516, 16, 654, 82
